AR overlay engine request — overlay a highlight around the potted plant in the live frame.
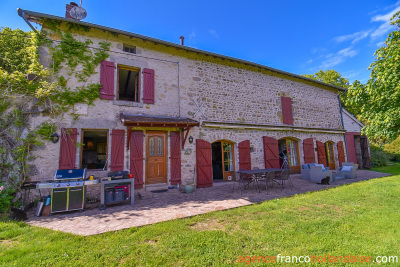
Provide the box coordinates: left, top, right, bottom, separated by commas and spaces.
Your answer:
184, 168, 196, 193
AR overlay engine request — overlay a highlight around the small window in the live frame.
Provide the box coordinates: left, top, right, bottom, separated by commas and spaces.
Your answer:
123, 45, 136, 54
82, 130, 108, 170
118, 66, 140, 102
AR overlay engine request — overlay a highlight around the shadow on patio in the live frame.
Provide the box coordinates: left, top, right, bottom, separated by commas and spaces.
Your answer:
27, 170, 390, 236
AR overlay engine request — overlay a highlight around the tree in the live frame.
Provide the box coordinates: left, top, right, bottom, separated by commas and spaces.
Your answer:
301, 70, 362, 115
302, 69, 350, 89
347, 11, 400, 141
0, 26, 110, 209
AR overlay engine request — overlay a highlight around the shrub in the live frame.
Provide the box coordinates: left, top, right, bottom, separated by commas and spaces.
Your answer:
384, 135, 400, 162
0, 183, 16, 214
370, 145, 391, 167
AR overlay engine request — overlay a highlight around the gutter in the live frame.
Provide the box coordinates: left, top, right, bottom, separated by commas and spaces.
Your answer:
17, 8, 40, 34
16, 8, 346, 93
338, 90, 349, 161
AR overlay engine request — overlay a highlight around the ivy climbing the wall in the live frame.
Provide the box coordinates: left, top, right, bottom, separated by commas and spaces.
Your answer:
0, 25, 110, 212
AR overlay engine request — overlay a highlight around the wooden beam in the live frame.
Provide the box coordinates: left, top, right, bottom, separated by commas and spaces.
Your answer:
127, 127, 132, 150
182, 127, 191, 150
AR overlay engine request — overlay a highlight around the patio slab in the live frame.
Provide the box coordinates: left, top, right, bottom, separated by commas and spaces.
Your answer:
26, 170, 391, 236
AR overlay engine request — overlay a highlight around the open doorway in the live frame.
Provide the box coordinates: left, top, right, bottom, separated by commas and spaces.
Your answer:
278, 138, 300, 174
211, 140, 235, 181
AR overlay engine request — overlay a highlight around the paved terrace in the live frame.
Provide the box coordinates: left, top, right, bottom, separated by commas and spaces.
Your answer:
27, 170, 390, 236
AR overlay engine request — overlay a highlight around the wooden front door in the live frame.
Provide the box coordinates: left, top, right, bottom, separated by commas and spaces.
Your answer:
146, 132, 167, 184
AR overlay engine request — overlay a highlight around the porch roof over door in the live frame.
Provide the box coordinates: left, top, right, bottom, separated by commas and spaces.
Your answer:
120, 113, 200, 128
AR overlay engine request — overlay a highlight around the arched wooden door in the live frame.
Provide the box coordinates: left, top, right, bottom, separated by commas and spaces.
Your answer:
325, 141, 336, 170
278, 137, 301, 174
211, 140, 235, 181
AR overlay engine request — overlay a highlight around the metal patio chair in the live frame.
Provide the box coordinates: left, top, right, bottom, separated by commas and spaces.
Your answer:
274, 169, 293, 189
232, 171, 255, 194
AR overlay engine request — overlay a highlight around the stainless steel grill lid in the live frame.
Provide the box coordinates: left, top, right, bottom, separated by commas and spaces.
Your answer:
54, 169, 87, 180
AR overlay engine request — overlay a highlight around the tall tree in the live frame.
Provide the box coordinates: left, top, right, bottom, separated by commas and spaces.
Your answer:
302, 69, 350, 89
301, 70, 361, 115
347, 11, 400, 142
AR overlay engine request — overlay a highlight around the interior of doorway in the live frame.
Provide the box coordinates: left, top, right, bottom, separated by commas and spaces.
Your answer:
212, 142, 223, 180
211, 141, 235, 181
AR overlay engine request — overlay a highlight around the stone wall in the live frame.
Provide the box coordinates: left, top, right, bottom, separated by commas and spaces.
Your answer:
28, 23, 346, 191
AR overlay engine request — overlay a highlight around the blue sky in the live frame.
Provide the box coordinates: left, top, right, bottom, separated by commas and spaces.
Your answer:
1, 0, 399, 83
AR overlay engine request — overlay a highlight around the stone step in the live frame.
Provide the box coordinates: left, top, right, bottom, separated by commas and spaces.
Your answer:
145, 183, 168, 192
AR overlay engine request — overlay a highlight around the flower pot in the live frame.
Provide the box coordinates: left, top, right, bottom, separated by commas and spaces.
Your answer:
184, 185, 194, 193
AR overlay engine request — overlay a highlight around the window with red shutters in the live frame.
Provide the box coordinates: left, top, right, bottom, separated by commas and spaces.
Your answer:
170, 132, 182, 185
59, 128, 77, 170
337, 141, 346, 167
263, 136, 280, 169
81, 130, 108, 170
142, 68, 155, 104
100, 61, 115, 100
196, 139, 212, 188
110, 130, 125, 171
281, 97, 294, 125
316, 140, 327, 166
130, 130, 144, 189
303, 138, 315, 164
238, 140, 252, 170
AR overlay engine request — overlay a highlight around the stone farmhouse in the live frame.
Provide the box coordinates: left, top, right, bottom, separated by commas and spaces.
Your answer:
18, 5, 369, 191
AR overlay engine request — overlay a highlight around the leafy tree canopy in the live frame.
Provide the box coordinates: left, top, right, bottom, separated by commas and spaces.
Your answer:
301, 69, 362, 116
302, 69, 350, 89
347, 11, 400, 142
0, 26, 109, 206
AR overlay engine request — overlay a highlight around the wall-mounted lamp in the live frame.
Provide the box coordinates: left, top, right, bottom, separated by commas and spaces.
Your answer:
188, 136, 194, 144
50, 133, 59, 143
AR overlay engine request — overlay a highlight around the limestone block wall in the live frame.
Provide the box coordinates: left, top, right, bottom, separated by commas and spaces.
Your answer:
28, 23, 345, 190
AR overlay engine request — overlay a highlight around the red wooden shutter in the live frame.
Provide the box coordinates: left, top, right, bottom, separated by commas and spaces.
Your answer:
303, 138, 315, 164
130, 130, 144, 189
238, 140, 251, 170
337, 141, 346, 167
345, 133, 357, 164
110, 129, 125, 171
142, 68, 155, 104
263, 136, 280, 168
196, 139, 212, 188
281, 97, 294, 125
59, 128, 77, 170
100, 61, 115, 100
170, 132, 181, 185
316, 140, 327, 166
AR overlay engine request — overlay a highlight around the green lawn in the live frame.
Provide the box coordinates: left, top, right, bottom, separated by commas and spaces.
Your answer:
371, 161, 400, 175
1, 173, 400, 266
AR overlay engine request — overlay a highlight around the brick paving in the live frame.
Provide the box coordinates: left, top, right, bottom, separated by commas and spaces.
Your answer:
27, 170, 391, 236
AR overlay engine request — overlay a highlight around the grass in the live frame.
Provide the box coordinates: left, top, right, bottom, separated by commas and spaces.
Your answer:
371, 161, 400, 175
1, 172, 400, 266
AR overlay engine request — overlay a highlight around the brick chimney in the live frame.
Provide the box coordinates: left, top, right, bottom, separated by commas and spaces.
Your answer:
65, 2, 79, 19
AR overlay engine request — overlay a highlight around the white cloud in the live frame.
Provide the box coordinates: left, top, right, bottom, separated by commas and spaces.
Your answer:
371, 6, 400, 22
320, 47, 358, 69
334, 30, 371, 44
370, 5, 400, 39
209, 29, 219, 38
376, 41, 385, 47
189, 31, 196, 39
370, 21, 395, 39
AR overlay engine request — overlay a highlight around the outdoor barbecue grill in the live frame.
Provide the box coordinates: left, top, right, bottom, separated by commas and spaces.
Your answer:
36, 168, 99, 213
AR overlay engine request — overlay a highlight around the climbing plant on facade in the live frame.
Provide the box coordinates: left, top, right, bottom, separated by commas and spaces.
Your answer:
0, 26, 110, 208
